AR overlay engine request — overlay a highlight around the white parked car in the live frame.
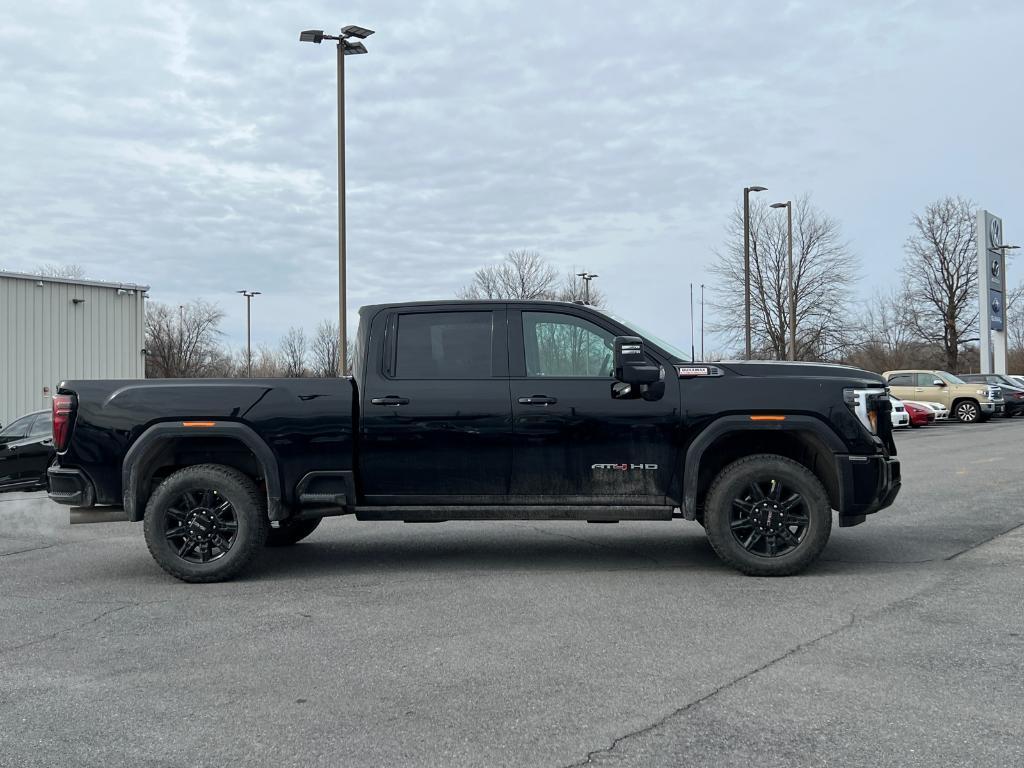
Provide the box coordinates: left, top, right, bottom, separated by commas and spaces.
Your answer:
889, 397, 910, 428
904, 400, 949, 421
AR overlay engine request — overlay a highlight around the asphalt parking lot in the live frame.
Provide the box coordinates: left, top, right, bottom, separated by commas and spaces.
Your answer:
2, 419, 1023, 768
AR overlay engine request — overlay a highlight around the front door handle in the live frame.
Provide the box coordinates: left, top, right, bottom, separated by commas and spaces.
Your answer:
371, 396, 410, 406
518, 395, 558, 406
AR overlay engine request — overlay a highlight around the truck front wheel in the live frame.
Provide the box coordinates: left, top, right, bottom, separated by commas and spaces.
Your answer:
143, 464, 269, 583
953, 399, 980, 423
703, 454, 832, 577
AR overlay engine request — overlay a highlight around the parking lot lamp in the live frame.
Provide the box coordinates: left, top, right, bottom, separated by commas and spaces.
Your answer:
237, 290, 261, 378
299, 24, 374, 375
576, 271, 598, 304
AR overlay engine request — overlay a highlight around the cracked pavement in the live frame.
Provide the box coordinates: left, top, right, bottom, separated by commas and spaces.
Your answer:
1, 419, 1022, 767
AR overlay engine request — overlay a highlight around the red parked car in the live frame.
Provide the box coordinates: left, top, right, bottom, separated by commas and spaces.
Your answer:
903, 400, 935, 428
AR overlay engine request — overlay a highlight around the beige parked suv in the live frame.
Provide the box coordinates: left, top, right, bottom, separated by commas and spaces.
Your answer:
883, 370, 1004, 423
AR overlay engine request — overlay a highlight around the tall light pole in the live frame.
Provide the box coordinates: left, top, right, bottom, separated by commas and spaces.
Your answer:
770, 201, 796, 361
689, 282, 695, 361
237, 290, 261, 378
300, 25, 374, 375
576, 271, 598, 304
743, 186, 767, 359
700, 283, 705, 361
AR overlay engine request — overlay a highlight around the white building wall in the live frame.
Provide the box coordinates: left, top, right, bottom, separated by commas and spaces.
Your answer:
0, 272, 148, 426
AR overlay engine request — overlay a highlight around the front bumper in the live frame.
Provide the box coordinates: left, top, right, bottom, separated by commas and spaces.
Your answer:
834, 453, 901, 527
980, 401, 1003, 414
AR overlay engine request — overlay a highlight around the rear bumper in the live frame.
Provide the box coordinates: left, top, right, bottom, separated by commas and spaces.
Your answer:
834, 454, 901, 527
47, 467, 95, 507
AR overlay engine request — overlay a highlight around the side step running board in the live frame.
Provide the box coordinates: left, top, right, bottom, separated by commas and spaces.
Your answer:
353, 505, 674, 522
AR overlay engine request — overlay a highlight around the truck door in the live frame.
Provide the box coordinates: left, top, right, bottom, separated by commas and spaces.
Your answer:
359, 306, 513, 502
508, 309, 680, 504
915, 373, 950, 406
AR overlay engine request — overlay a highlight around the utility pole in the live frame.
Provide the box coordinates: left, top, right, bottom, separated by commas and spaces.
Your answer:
771, 201, 796, 360
236, 290, 261, 377
700, 283, 705, 361
300, 25, 374, 375
689, 282, 695, 361
743, 186, 767, 359
576, 271, 598, 304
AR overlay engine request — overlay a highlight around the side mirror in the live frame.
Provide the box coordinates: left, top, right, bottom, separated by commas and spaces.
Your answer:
613, 336, 660, 385
932, 379, 945, 387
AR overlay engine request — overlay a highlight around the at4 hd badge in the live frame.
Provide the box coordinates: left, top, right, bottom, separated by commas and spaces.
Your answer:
592, 463, 659, 471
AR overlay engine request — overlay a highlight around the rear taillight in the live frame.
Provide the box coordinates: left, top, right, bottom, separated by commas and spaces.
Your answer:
52, 394, 75, 451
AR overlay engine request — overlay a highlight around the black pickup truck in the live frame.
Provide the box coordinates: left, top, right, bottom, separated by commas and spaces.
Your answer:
48, 300, 900, 582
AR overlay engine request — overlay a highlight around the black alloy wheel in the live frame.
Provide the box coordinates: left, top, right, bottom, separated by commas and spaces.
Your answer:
164, 489, 238, 563
728, 478, 809, 558
703, 454, 832, 576
144, 464, 268, 583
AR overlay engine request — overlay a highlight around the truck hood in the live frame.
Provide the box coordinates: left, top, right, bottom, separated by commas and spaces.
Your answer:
715, 360, 886, 388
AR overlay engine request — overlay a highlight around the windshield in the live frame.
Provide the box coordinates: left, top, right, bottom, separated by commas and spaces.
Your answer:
939, 372, 967, 385
602, 311, 690, 361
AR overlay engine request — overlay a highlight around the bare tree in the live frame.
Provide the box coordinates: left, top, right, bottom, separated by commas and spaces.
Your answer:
145, 300, 226, 378
902, 196, 978, 371
310, 320, 340, 377
1007, 281, 1024, 372
459, 250, 560, 300
710, 195, 858, 360
459, 250, 606, 307
846, 288, 936, 372
35, 263, 86, 279
251, 344, 283, 377
279, 327, 309, 378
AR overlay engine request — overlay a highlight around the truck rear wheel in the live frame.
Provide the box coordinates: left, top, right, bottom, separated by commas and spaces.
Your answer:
266, 516, 322, 547
143, 464, 269, 583
703, 454, 831, 577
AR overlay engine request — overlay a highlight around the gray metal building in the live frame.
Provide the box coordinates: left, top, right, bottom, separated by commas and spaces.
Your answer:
0, 271, 148, 427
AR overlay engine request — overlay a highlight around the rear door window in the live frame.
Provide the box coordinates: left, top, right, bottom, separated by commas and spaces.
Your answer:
394, 311, 493, 379
887, 374, 914, 387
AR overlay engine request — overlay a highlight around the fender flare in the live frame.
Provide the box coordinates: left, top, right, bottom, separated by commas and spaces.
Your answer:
681, 415, 847, 519
122, 421, 284, 522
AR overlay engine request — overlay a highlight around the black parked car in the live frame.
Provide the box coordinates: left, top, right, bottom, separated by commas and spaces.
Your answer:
0, 410, 54, 492
960, 374, 1024, 418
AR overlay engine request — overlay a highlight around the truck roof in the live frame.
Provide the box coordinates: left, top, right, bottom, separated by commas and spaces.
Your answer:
358, 299, 591, 315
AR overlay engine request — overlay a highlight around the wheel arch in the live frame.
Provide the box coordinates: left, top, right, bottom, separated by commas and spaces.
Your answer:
682, 416, 845, 520
123, 422, 284, 522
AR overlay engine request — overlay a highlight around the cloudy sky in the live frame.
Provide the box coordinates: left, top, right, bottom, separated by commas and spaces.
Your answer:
2, 0, 1022, 354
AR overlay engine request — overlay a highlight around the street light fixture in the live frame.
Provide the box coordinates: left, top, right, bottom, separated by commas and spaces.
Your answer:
237, 290, 261, 378
770, 201, 796, 361
743, 185, 767, 359
299, 23, 374, 375
576, 271, 599, 304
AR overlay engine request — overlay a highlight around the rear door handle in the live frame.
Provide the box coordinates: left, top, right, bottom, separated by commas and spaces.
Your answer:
518, 395, 558, 406
371, 396, 410, 406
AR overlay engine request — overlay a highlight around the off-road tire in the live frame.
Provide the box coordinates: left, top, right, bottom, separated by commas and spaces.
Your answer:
266, 516, 323, 547
143, 464, 269, 583
703, 454, 832, 577
953, 399, 980, 423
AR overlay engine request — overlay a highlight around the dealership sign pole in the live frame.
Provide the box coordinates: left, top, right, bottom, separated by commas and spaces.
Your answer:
977, 210, 1007, 374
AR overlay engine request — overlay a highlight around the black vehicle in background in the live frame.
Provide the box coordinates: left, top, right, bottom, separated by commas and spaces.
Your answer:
0, 410, 54, 492
960, 374, 1024, 418
47, 300, 901, 582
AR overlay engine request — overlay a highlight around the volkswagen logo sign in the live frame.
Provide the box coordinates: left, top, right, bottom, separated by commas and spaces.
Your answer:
989, 216, 1002, 249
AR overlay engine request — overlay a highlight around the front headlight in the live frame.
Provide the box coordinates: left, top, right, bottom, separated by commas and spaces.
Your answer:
975, 389, 987, 396
844, 387, 887, 435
